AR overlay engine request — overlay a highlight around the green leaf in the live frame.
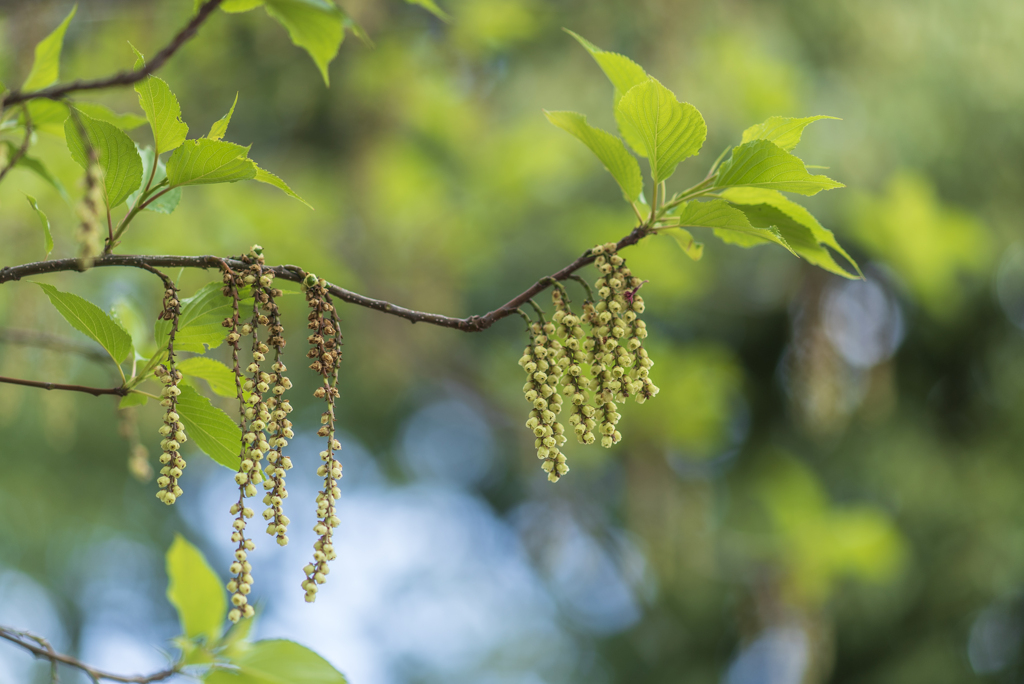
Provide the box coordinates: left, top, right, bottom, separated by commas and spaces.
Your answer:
155, 282, 232, 353
177, 357, 241, 398
219, 614, 256, 657
668, 199, 796, 256
664, 227, 703, 261
403, 0, 449, 21
740, 115, 838, 152
112, 298, 156, 359
263, 0, 345, 86
206, 639, 347, 684
131, 45, 189, 154
166, 534, 228, 643
64, 111, 144, 209
615, 79, 707, 183
713, 139, 843, 196
721, 187, 861, 279
254, 165, 313, 208
35, 283, 134, 365
119, 391, 149, 408
23, 99, 72, 136
208, 94, 239, 141
565, 30, 647, 96
22, 6, 76, 91
166, 139, 257, 187
175, 383, 242, 470
564, 29, 649, 157
25, 100, 147, 133
129, 146, 183, 214
75, 102, 148, 131
24, 195, 53, 258
544, 110, 642, 203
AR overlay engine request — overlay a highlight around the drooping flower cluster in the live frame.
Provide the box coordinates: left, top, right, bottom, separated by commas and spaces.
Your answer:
518, 316, 569, 481
141, 236, 660, 611
261, 287, 294, 547
301, 274, 343, 603
155, 283, 187, 504
551, 285, 596, 446
517, 242, 659, 481
220, 245, 289, 622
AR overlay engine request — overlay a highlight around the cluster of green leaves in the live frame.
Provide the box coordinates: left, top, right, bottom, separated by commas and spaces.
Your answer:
0, 0, 449, 257
64, 37, 311, 250
166, 534, 348, 682
546, 31, 860, 279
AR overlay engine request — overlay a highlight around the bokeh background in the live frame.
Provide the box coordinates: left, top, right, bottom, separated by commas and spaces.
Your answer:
1, 0, 1022, 682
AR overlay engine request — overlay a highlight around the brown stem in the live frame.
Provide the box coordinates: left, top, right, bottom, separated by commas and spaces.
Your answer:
0, 225, 650, 333
0, 627, 179, 683
1, 0, 225, 107
0, 375, 127, 397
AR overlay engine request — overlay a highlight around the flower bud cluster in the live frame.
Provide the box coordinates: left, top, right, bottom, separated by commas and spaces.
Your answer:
551, 287, 596, 446
225, 495, 256, 624
586, 243, 636, 447
604, 248, 658, 404
302, 275, 343, 602
260, 284, 294, 547
517, 243, 660, 477
220, 249, 271, 622
629, 346, 658, 403
518, 320, 568, 481
155, 284, 187, 504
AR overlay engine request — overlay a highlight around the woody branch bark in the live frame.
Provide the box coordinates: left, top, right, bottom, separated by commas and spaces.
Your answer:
0, 225, 650, 333
0, 626, 179, 683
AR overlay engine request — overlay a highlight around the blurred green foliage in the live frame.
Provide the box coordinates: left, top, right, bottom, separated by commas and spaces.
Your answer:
1, 0, 1022, 682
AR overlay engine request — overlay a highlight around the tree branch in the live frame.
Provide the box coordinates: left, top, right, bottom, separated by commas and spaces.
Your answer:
0, 376, 128, 397
0, 627, 180, 683
0, 0, 225, 107
0, 225, 650, 332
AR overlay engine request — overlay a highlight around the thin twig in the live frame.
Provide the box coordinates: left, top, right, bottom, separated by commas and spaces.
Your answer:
130, 261, 176, 289
0, 376, 127, 397
0, 627, 179, 683
0, 225, 651, 332
1, 0, 225, 107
